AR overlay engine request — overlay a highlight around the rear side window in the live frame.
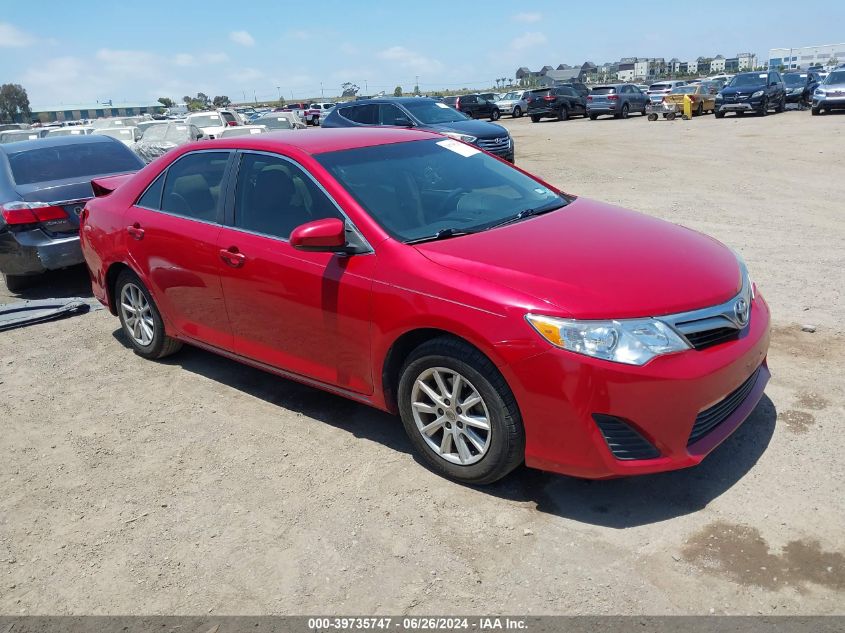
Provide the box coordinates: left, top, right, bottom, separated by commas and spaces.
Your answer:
221, 112, 236, 123
7, 141, 143, 186
233, 153, 342, 239
341, 105, 378, 124
137, 173, 165, 209
160, 151, 230, 223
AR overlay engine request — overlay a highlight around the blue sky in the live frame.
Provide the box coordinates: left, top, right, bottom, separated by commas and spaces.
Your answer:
1, 0, 843, 106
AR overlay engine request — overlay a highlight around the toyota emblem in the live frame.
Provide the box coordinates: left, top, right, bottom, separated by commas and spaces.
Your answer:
734, 298, 749, 326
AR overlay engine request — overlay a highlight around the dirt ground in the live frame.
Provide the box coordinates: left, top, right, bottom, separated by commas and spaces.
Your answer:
1, 108, 843, 616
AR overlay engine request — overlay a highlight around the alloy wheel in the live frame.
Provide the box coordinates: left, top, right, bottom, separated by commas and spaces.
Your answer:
120, 282, 155, 346
410, 367, 491, 466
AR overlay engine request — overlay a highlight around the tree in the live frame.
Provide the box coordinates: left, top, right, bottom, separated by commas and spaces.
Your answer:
158, 97, 174, 108
830, 57, 840, 68
413, 83, 421, 96
0, 84, 32, 123
212, 95, 231, 107
341, 82, 359, 98
196, 92, 209, 107
393, 86, 403, 97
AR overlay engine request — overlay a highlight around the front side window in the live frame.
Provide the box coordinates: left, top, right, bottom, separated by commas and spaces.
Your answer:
234, 153, 342, 239
160, 151, 230, 223
315, 139, 569, 243
378, 104, 409, 125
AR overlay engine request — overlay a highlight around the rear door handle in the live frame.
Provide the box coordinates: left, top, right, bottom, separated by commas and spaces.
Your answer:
126, 223, 144, 240
219, 247, 246, 268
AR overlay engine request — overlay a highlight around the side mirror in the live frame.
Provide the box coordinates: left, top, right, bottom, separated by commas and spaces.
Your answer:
290, 218, 347, 252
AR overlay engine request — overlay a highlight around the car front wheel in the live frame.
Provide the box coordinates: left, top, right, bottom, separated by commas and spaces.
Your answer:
512, 106, 522, 118
115, 270, 182, 360
398, 337, 524, 485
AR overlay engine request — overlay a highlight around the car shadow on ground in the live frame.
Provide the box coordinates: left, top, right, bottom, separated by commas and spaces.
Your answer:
0, 265, 93, 302
487, 394, 777, 528
111, 329, 776, 527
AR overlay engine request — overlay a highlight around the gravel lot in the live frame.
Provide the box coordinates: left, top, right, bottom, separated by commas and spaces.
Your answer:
1, 109, 843, 615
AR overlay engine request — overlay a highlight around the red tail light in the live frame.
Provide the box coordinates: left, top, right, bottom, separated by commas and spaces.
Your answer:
1, 202, 67, 225
455, 97, 460, 109
587, 95, 593, 101
227, 120, 237, 126
543, 95, 555, 101
608, 95, 618, 101
688, 95, 697, 102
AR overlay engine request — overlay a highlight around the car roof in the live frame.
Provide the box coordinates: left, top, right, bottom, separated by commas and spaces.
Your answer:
198, 127, 442, 155
0, 133, 121, 156
343, 97, 439, 105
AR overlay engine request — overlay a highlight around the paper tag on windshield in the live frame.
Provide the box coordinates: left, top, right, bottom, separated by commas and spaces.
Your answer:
435, 102, 449, 109
436, 139, 480, 157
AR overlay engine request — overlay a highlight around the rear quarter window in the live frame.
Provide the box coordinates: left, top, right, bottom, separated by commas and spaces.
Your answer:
7, 141, 143, 186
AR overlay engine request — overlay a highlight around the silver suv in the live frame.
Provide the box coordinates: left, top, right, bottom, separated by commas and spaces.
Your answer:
495, 90, 531, 118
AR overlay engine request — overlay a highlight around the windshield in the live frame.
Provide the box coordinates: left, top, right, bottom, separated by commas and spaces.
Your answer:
254, 117, 293, 130
783, 74, 807, 86
649, 84, 671, 91
0, 131, 41, 143
501, 92, 520, 100
315, 138, 568, 242
671, 86, 698, 94
403, 100, 469, 124
824, 71, 845, 84
730, 73, 768, 87
8, 141, 142, 185
95, 128, 135, 140
188, 114, 223, 128
591, 87, 616, 95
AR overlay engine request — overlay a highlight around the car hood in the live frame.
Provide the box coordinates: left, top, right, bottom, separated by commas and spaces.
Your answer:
819, 82, 845, 90
424, 119, 509, 139
414, 198, 741, 319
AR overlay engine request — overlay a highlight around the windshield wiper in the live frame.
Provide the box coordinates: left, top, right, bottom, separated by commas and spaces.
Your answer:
486, 201, 567, 231
405, 227, 475, 245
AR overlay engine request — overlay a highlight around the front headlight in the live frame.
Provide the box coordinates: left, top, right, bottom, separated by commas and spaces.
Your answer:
441, 131, 477, 143
814, 88, 826, 96
715, 93, 724, 101
751, 90, 764, 98
525, 314, 690, 366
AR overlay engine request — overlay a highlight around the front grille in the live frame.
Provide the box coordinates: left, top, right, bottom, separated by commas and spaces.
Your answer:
476, 137, 511, 155
688, 367, 760, 446
593, 414, 660, 461
684, 327, 740, 350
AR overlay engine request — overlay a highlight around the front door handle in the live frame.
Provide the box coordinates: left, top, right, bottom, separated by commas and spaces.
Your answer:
219, 247, 246, 268
126, 223, 144, 240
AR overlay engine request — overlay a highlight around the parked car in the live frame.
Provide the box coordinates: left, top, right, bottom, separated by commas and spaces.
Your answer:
0, 135, 143, 291
79, 127, 770, 484
321, 97, 514, 162
647, 80, 687, 103
282, 103, 318, 125
93, 127, 142, 147
136, 120, 168, 135
452, 94, 501, 121
558, 80, 590, 98
783, 72, 821, 107
440, 96, 459, 109
715, 72, 786, 118
45, 126, 95, 137
0, 124, 30, 132
811, 69, 845, 115
311, 102, 336, 125
0, 129, 46, 144
662, 83, 718, 116
185, 111, 227, 139
218, 125, 269, 138
587, 84, 649, 119
495, 90, 531, 118
250, 115, 298, 131
133, 122, 204, 163
527, 86, 588, 122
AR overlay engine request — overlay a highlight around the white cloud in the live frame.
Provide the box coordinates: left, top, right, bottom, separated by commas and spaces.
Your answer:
204, 52, 229, 64
378, 46, 443, 74
289, 29, 311, 41
229, 30, 255, 47
232, 67, 264, 82
509, 32, 547, 51
512, 12, 542, 23
0, 22, 37, 47
175, 53, 195, 67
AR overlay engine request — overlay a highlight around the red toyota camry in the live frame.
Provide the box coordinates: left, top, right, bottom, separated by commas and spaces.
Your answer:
79, 128, 770, 484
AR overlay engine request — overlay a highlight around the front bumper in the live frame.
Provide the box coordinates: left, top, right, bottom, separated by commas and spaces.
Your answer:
0, 228, 84, 276
813, 94, 845, 109
716, 97, 764, 112
497, 103, 516, 114
502, 294, 771, 479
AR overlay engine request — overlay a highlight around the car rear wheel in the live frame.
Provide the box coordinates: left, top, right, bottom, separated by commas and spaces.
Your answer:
530, 114, 540, 123
696, 103, 704, 116
116, 270, 182, 360
621, 103, 630, 119
557, 106, 569, 121
512, 106, 522, 118
398, 337, 524, 485
589, 113, 598, 120
715, 111, 725, 119
2, 273, 34, 293
490, 109, 500, 121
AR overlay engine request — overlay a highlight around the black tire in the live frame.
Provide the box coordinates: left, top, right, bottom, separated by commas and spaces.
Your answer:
490, 108, 500, 121
641, 104, 647, 116
557, 106, 569, 121
666, 112, 676, 121
2, 273, 34, 293
715, 111, 725, 119
397, 337, 525, 485
512, 106, 522, 118
811, 105, 821, 116
774, 97, 785, 113
647, 112, 658, 121
696, 103, 704, 116
115, 270, 182, 360
758, 98, 768, 116
621, 103, 630, 119
530, 114, 540, 123
464, 110, 473, 119
589, 113, 598, 120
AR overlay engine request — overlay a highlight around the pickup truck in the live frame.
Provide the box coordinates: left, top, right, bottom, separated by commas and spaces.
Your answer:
283, 102, 318, 125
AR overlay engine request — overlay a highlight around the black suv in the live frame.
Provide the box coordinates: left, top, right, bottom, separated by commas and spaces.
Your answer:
527, 86, 588, 122
783, 72, 822, 106
320, 98, 514, 162
715, 71, 786, 118
453, 94, 501, 120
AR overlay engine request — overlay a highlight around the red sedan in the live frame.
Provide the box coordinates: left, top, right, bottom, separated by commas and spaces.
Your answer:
79, 128, 770, 484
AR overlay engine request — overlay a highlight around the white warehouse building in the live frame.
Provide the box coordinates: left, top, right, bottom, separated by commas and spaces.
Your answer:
768, 43, 845, 70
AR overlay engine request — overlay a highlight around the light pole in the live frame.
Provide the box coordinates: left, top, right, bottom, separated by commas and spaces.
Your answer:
365, 80, 368, 94
321, 82, 324, 99
276, 86, 281, 102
